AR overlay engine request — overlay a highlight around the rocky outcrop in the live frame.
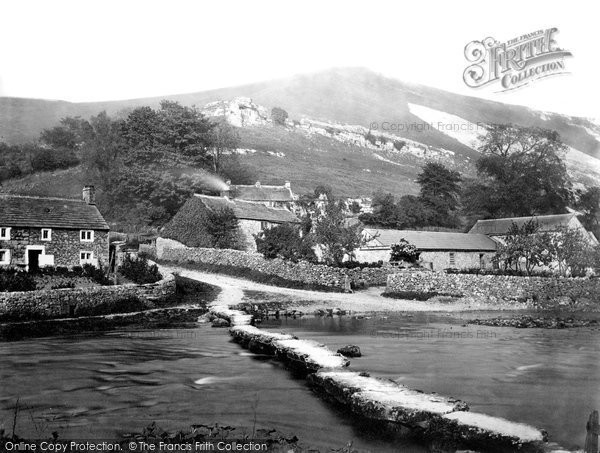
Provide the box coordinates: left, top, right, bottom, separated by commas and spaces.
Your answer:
203, 97, 270, 127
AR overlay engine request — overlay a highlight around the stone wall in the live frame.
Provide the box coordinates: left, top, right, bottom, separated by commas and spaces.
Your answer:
156, 237, 392, 288
0, 272, 176, 321
386, 271, 600, 304
0, 227, 109, 269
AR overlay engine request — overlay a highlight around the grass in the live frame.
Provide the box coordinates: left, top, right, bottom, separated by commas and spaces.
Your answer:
162, 259, 344, 293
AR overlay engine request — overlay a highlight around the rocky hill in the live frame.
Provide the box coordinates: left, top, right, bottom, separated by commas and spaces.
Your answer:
1, 67, 598, 197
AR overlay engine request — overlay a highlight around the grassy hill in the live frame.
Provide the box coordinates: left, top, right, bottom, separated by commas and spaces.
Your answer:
2, 67, 599, 160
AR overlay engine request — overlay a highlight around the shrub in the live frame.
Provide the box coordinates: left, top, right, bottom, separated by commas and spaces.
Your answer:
30, 149, 79, 172
390, 239, 420, 263
255, 223, 316, 263
0, 270, 37, 292
120, 256, 162, 284
271, 107, 288, 125
82, 263, 111, 285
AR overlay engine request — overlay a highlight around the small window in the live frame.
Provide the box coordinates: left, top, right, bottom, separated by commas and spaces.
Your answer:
0, 227, 11, 240
80, 251, 94, 264
449, 252, 456, 267
41, 228, 52, 241
80, 230, 94, 242
0, 249, 10, 265
260, 221, 270, 231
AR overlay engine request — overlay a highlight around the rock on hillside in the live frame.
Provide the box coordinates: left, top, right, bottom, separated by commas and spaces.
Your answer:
203, 97, 270, 127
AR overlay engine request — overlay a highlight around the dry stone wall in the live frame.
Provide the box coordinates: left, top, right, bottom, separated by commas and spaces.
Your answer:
386, 271, 600, 304
0, 272, 176, 321
156, 238, 392, 288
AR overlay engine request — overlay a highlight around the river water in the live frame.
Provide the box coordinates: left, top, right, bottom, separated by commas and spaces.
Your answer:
1, 311, 599, 451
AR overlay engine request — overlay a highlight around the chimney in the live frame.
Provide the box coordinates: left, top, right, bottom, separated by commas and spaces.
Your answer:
284, 181, 291, 189
255, 181, 261, 188
82, 186, 96, 205
221, 180, 231, 199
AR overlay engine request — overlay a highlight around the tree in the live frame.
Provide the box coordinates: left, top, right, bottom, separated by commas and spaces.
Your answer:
271, 107, 288, 125
545, 226, 597, 276
208, 121, 240, 173
348, 201, 362, 214
120, 101, 215, 158
575, 186, 600, 239
255, 223, 316, 262
496, 220, 552, 275
464, 124, 571, 218
416, 162, 462, 227
40, 125, 79, 149
395, 195, 432, 229
313, 199, 365, 265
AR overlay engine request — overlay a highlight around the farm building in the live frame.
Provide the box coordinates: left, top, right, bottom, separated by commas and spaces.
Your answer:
160, 194, 300, 251
468, 213, 599, 245
0, 186, 109, 270
356, 229, 497, 271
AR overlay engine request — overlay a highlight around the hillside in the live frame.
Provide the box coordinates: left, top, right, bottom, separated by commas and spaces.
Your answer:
2, 68, 599, 159
1, 67, 599, 202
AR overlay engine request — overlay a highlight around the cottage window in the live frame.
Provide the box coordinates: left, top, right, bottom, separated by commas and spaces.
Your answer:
449, 252, 456, 267
260, 221, 270, 231
41, 228, 52, 241
0, 227, 11, 240
80, 251, 94, 264
80, 230, 94, 242
0, 249, 9, 265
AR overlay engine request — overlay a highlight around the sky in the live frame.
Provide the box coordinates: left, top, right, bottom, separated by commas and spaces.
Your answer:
0, 0, 598, 119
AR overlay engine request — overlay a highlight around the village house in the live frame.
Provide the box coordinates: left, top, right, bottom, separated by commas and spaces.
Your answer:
356, 229, 497, 271
222, 180, 297, 210
468, 213, 599, 245
161, 193, 300, 252
0, 186, 109, 271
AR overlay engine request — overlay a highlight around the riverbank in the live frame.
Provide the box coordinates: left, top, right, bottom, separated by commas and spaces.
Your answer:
168, 266, 557, 313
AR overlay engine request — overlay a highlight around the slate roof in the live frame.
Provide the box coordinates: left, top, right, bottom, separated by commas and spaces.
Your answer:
363, 229, 497, 251
0, 194, 110, 230
194, 194, 299, 223
231, 184, 294, 202
468, 214, 578, 235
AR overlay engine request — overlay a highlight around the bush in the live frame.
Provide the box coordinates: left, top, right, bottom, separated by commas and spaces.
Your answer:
120, 256, 162, 284
30, 149, 79, 172
82, 263, 111, 285
390, 239, 420, 263
0, 270, 37, 292
271, 107, 288, 125
255, 223, 316, 263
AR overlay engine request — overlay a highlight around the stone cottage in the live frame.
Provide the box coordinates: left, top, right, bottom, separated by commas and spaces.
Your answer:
222, 180, 297, 210
356, 229, 497, 271
0, 186, 109, 270
161, 194, 300, 251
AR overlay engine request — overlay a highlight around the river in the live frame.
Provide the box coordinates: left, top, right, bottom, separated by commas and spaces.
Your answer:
1, 311, 599, 451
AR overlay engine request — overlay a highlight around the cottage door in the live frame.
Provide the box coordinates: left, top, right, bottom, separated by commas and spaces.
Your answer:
28, 249, 42, 272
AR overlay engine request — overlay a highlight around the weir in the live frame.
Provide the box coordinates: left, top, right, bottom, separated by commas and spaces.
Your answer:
209, 303, 574, 452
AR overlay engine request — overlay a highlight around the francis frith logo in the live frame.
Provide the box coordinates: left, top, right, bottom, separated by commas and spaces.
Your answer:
463, 28, 572, 91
